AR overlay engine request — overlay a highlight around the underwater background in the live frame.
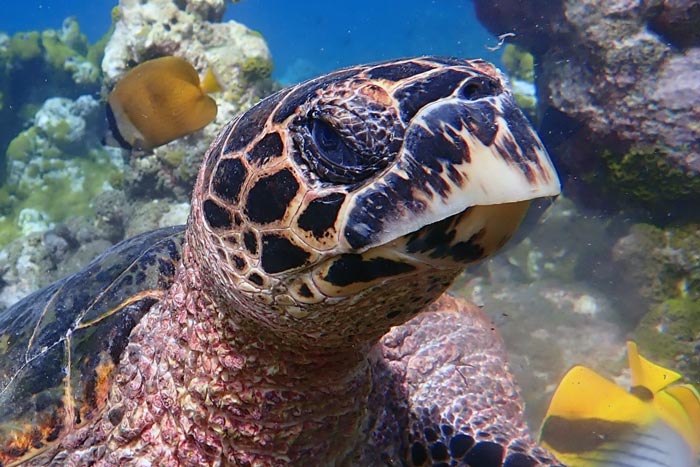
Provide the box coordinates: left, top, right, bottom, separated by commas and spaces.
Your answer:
1, 0, 699, 441
3, 0, 499, 83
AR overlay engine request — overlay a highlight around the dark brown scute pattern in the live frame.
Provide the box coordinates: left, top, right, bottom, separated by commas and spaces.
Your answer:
260, 234, 310, 274
461, 100, 499, 147
225, 88, 289, 152
342, 99, 499, 250
393, 68, 476, 123
203, 199, 233, 230
248, 272, 264, 286
271, 68, 360, 124
405, 212, 486, 263
404, 393, 542, 467
296, 283, 313, 298
406, 106, 474, 172
243, 230, 258, 255
201, 119, 237, 185
231, 254, 246, 271
296, 192, 345, 239
244, 168, 299, 224
365, 61, 435, 81
323, 254, 417, 287
247, 131, 284, 166
211, 158, 247, 204
409, 428, 528, 467
495, 103, 546, 183
343, 171, 427, 250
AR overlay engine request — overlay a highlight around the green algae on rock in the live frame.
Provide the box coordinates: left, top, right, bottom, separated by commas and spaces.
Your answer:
0, 96, 123, 246
599, 146, 700, 208
612, 222, 700, 307
0, 18, 110, 182
501, 43, 535, 83
635, 298, 700, 382
8, 31, 42, 61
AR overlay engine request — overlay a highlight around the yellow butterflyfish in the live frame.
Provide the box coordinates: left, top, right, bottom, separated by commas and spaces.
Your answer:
105, 56, 221, 151
540, 341, 700, 467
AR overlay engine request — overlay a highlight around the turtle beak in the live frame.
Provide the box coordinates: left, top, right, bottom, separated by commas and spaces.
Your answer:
340, 64, 560, 253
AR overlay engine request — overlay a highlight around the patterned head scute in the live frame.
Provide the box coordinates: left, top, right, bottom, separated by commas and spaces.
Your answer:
188, 57, 560, 345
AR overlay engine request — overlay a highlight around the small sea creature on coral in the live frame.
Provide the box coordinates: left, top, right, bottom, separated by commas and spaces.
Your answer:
540, 341, 700, 467
104, 56, 222, 151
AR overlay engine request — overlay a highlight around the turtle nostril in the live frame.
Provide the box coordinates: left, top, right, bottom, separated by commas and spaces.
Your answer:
459, 77, 501, 101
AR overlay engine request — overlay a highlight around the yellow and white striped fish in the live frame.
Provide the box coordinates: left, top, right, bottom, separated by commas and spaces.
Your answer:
540, 341, 700, 467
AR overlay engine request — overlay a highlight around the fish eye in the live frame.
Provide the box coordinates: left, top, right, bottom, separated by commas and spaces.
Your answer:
459, 76, 501, 100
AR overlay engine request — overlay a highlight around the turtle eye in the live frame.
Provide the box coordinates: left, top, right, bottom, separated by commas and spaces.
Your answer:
292, 106, 394, 185
312, 119, 363, 169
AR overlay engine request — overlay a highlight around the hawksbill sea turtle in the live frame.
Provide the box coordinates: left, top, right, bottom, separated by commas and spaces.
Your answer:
0, 57, 563, 467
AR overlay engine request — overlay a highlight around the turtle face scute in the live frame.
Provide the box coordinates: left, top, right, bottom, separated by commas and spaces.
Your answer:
188, 56, 559, 345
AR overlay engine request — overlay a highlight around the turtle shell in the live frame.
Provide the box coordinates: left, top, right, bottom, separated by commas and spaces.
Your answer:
0, 225, 184, 465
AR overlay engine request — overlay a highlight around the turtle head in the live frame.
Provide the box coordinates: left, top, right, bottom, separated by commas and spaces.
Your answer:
187, 57, 560, 347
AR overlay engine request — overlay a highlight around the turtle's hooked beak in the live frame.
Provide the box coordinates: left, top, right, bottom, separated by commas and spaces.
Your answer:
339, 60, 560, 254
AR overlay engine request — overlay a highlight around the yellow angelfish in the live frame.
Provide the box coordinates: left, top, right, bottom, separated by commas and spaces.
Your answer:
540, 341, 700, 467
105, 56, 222, 151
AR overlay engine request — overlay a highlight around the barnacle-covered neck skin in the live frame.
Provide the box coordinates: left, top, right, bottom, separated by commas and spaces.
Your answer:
186, 56, 560, 349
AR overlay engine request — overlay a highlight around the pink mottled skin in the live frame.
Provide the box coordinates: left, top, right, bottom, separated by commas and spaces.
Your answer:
53, 260, 554, 467
96, 253, 373, 467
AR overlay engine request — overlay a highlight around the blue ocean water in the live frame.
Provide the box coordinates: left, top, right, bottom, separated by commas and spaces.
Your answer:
0, 0, 499, 82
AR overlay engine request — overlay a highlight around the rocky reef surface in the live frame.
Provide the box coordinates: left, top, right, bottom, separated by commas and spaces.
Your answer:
0, 18, 105, 174
474, 0, 700, 216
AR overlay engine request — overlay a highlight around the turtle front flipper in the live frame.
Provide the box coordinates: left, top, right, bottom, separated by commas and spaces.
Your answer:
364, 295, 564, 467
0, 225, 184, 466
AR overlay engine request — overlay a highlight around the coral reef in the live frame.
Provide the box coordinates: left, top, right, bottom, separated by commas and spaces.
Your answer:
0, 0, 275, 308
103, 0, 274, 198
473, 0, 700, 215
0, 18, 108, 178
612, 222, 700, 313
0, 95, 123, 244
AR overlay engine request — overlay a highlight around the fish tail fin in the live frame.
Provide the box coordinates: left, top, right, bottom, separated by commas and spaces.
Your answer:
201, 68, 223, 94
627, 341, 681, 393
